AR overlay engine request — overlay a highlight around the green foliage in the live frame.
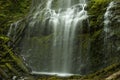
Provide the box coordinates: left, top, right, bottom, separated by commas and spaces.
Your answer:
0, 36, 29, 79
0, 0, 31, 35
0, 36, 9, 42
0, 0, 31, 79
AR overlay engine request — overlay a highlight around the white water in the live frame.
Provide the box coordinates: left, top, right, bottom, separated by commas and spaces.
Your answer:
104, 1, 114, 46
104, 2, 114, 33
28, 0, 88, 74
103, 1, 114, 63
43, 0, 88, 73
31, 71, 74, 77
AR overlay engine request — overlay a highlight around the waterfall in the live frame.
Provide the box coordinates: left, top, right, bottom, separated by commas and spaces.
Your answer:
47, 0, 88, 73
8, 0, 88, 76
43, 0, 88, 74
103, 1, 117, 66
104, 1, 114, 59
7, 20, 24, 47
104, 2, 114, 33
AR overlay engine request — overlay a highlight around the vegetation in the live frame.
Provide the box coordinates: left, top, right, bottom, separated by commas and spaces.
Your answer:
0, 0, 31, 79
0, 0, 30, 35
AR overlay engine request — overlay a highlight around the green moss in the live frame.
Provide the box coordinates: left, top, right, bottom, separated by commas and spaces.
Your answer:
91, 29, 102, 41
0, 0, 31, 35
88, 0, 112, 29
0, 36, 9, 43
0, 0, 31, 79
82, 63, 120, 79
3, 45, 29, 73
86, 0, 113, 74
0, 68, 9, 79
5, 63, 18, 75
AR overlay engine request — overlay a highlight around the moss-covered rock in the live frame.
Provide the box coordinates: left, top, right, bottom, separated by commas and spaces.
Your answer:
83, 0, 120, 74
0, 0, 31, 79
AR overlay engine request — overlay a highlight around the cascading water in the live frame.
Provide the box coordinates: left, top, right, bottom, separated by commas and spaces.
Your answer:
48, 0, 88, 73
104, 1, 114, 37
104, 1, 114, 62
8, 0, 88, 76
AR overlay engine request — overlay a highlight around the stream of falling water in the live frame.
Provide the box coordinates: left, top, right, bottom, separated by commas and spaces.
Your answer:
46, 0, 88, 73
8, 0, 88, 76
104, 1, 114, 34
104, 1, 114, 61
30, 0, 88, 75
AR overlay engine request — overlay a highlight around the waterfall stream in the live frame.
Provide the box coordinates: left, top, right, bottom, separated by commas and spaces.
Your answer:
46, 0, 88, 73
104, 1, 114, 62
8, 0, 88, 76
104, 1, 114, 35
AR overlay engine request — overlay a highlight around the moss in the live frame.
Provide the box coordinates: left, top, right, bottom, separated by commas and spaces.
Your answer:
81, 63, 120, 79
0, 43, 30, 79
0, 68, 9, 79
5, 63, 18, 75
91, 29, 102, 41
85, 0, 114, 74
88, 0, 112, 30
0, 36, 9, 44
3, 45, 29, 73
0, 0, 31, 35
0, 0, 31, 79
